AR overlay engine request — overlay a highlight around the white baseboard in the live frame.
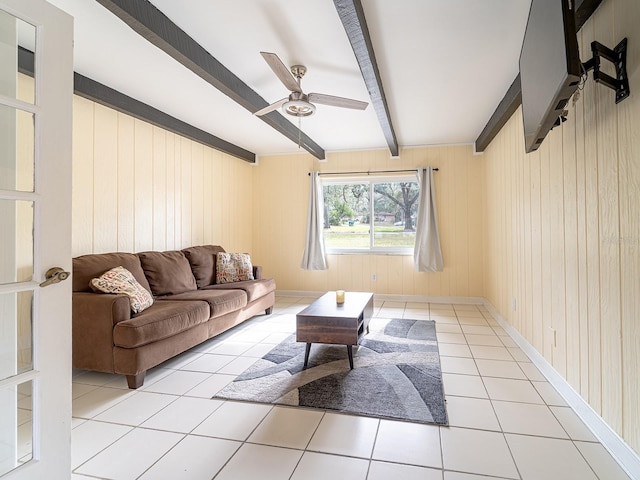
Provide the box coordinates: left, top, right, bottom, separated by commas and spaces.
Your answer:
484, 300, 640, 480
275, 290, 484, 305
373, 294, 484, 304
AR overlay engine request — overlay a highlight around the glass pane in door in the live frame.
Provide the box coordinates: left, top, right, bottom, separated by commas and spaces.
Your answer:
0, 11, 35, 103
0, 291, 33, 381
0, 104, 35, 192
0, 380, 33, 476
0, 199, 33, 285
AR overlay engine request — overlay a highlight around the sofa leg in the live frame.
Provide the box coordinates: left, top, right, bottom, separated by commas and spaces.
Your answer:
126, 372, 145, 389
265, 307, 273, 315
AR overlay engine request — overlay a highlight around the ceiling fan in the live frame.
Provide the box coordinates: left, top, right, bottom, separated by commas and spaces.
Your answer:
254, 52, 369, 118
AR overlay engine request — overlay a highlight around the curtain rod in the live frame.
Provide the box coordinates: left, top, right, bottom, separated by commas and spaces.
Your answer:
307, 168, 438, 176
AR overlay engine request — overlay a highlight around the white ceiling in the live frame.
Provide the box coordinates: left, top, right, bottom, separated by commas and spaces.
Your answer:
47, 0, 532, 158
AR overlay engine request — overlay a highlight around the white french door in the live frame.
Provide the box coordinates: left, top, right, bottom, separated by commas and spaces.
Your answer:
0, 0, 73, 478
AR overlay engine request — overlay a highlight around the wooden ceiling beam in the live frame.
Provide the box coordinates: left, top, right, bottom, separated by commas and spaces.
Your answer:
74, 74, 257, 163
474, 75, 522, 154
96, 0, 326, 160
574, 0, 604, 31
333, 0, 399, 157
18, 46, 255, 163
474, 0, 604, 153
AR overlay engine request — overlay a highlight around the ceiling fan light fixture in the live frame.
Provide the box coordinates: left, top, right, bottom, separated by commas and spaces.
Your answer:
283, 99, 316, 117
256, 53, 368, 119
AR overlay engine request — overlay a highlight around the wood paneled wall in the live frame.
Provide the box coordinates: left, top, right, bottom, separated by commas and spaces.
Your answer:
62, 0, 639, 454
71, 96, 254, 257
252, 146, 484, 297
481, 0, 639, 452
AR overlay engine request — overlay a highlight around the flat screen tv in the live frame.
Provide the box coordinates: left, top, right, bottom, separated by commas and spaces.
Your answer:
519, 0, 581, 153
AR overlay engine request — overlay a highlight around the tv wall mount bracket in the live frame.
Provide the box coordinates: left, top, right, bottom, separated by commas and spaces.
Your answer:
582, 38, 630, 103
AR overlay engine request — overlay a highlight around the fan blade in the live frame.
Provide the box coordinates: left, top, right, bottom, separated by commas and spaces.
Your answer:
253, 97, 288, 116
260, 52, 302, 93
308, 93, 368, 110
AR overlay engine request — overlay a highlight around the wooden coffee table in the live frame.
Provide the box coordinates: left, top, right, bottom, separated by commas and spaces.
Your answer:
296, 291, 374, 369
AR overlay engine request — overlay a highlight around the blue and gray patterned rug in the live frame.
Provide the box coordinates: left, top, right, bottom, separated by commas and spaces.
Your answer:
213, 318, 448, 425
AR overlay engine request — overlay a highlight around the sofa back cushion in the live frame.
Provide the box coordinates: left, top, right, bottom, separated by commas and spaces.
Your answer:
73, 252, 151, 293
182, 245, 226, 288
137, 250, 197, 296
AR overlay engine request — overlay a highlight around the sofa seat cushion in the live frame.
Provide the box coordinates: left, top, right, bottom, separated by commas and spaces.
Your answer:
161, 289, 247, 318
73, 252, 151, 293
137, 250, 197, 296
202, 278, 276, 303
113, 300, 210, 349
182, 245, 226, 288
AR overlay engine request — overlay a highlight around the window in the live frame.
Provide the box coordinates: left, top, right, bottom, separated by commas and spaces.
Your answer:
322, 175, 419, 254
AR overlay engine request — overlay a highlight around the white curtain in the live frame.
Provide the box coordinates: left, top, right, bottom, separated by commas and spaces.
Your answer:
301, 172, 328, 270
413, 167, 444, 272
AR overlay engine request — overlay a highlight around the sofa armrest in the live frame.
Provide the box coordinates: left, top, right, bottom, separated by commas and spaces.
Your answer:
253, 265, 263, 280
72, 292, 131, 373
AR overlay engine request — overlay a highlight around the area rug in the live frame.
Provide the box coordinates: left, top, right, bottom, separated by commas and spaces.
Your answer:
213, 317, 448, 425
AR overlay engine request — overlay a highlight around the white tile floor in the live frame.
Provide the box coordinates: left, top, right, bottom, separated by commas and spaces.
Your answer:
69, 296, 633, 480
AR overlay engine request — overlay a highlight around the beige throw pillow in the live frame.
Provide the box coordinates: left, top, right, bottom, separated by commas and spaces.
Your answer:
90, 266, 154, 313
216, 253, 254, 284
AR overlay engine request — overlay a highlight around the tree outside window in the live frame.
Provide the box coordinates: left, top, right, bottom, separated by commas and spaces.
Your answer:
322, 176, 419, 253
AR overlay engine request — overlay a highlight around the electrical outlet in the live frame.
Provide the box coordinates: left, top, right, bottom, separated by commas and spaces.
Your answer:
371, 273, 377, 281
549, 327, 557, 347
512, 298, 517, 311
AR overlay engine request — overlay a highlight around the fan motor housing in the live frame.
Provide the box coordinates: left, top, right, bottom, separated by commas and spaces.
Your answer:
290, 65, 307, 79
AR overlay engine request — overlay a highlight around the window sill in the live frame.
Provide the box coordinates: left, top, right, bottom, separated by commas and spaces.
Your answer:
326, 248, 413, 256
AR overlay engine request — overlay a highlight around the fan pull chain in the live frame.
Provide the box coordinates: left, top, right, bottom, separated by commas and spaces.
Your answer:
298, 116, 302, 149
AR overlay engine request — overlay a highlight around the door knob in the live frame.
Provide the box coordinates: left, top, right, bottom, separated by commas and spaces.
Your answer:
39, 267, 70, 287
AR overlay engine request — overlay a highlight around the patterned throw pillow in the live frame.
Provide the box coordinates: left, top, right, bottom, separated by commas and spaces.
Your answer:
90, 266, 154, 314
216, 253, 254, 284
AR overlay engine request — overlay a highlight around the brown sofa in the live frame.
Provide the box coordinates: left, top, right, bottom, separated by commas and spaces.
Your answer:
72, 245, 275, 388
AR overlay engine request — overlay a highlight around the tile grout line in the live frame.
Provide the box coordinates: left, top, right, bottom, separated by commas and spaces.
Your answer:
69, 300, 628, 480
133, 431, 188, 480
